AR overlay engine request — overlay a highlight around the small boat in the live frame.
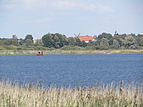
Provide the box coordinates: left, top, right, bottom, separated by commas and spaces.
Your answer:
36, 51, 43, 55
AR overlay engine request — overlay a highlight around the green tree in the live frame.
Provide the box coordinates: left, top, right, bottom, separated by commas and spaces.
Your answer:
88, 40, 95, 46
79, 41, 87, 47
25, 34, 33, 40
11, 35, 18, 45
113, 34, 127, 48
24, 34, 33, 46
136, 34, 143, 47
42, 33, 68, 48
55, 33, 68, 47
100, 38, 109, 47
124, 35, 137, 49
98, 33, 112, 40
95, 38, 109, 50
111, 39, 120, 49
68, 37, 77, 46
68, 37, 83, 46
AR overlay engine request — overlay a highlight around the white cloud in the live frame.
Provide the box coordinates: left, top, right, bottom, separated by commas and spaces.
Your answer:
50, 0, 77, 9
0, 3, 16, 9
0, 0, 17, 9
35, 17, 54, 23
19, 0, 78, 10
49, 0, 113, 13
0, 0, 113, 13
85, 3, 114, 13
0, 0, 49, 9
20, 0, 50, 8
24, 17, 54, 24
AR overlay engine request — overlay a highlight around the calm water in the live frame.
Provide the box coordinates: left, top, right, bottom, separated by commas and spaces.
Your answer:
0, 54, 143, 87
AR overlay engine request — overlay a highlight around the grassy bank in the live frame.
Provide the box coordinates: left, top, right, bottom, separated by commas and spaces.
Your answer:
0, 49, 143, 55
0, 81, 142, 107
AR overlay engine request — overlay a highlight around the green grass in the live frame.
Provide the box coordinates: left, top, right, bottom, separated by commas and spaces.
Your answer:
0, 81, 142, 107
0, 49, 143, 55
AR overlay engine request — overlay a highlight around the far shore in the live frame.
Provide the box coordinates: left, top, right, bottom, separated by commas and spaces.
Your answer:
0, 49, 143, 55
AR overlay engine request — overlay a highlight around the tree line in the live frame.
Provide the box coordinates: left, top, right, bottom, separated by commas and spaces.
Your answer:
0, 32, 143, 50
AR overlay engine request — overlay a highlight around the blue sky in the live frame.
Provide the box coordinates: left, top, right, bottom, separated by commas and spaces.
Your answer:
0, 0, 143, 39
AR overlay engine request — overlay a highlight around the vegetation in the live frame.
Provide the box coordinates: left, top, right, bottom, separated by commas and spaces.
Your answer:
0, 49, 143, 55
42, 33, 68, 48
0, 81, 142, 107
0, 32, 143, 51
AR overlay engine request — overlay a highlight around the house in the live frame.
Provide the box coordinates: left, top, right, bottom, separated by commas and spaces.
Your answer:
78, 36, 95, 43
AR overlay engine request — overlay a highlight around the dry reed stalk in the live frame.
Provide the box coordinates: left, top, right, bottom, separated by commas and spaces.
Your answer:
0, 81, 142, 107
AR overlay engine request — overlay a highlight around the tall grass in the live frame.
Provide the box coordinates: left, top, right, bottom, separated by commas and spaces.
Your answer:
0, 81, 143, 107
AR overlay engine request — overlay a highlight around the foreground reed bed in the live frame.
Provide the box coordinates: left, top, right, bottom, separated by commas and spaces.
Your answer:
0, 81, 143, 107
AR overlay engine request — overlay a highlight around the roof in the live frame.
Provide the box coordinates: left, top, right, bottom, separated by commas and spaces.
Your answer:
78, 36, 95, 41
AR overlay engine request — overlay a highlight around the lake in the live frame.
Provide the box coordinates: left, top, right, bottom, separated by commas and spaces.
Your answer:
0, 54, 143, 87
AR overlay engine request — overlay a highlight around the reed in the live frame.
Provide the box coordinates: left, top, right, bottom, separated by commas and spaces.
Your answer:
0, 81, 142, 107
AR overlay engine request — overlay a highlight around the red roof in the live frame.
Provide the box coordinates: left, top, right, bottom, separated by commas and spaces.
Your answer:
78, 36, 95, 41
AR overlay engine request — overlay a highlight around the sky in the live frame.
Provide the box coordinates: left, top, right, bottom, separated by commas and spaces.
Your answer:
0, 0, 143, 39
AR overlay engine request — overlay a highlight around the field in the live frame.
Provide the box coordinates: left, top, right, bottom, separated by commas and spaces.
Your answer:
0, 81, 143, 107
0, 49, 143, 55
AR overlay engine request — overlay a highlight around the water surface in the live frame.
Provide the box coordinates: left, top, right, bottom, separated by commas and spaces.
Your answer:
0, 54, 143, 87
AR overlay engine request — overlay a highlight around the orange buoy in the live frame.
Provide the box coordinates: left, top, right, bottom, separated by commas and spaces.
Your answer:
36, 51, 43, 55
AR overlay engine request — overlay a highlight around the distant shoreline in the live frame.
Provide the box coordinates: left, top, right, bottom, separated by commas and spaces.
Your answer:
0, 49, 143, 55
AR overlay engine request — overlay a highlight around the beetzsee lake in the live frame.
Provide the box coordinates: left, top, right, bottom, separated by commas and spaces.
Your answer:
0, 54, 143, 87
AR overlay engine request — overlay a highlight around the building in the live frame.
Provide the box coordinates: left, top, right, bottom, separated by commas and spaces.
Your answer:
33, 39, 43, 45
78, 36, 95, 43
